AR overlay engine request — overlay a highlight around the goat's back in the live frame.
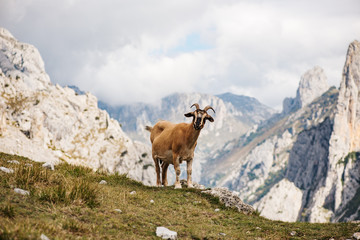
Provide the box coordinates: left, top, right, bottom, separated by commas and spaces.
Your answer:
149, 120, 176, 143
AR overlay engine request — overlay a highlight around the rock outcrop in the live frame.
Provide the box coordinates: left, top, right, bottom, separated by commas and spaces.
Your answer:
283, 66, 329, 114
202, 187, 255, 215
0, 28, 155, 185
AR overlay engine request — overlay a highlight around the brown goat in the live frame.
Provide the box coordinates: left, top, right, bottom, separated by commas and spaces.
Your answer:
146, 103, 215, 189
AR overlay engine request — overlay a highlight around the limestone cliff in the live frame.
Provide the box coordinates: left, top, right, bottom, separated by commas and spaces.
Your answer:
0, 28, 155, 185
310, 40, 360, 222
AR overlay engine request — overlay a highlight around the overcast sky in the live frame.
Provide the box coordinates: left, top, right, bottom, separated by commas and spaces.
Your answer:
1, 0, 360, 110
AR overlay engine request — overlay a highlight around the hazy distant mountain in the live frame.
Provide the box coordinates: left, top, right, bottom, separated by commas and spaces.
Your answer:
216, 92, 276, 124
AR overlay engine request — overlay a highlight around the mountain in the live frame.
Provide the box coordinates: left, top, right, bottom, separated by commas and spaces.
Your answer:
203, 40, 360, 223
216, 92, 277, 124
98, 92, 276, 182
0, 28, 155, 185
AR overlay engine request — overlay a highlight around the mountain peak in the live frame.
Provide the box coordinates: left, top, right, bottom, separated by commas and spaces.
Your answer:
341, 40, 360, 90
282, 66, 329, 114
0, 28, 15, 39
0, 27, 50, 90
296, 66, 329, 107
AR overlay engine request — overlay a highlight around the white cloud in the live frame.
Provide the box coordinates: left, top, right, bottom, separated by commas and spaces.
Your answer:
0, 0, 359, 109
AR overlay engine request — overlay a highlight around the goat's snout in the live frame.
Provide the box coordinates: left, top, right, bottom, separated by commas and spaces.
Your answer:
194, 117, 203, 130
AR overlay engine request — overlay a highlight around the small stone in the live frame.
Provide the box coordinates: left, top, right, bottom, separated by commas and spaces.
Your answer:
0, 166, 14, 173
25, 163, 33, 167
256, 227, 261, 230
290, 231, 296, 236
42, 162, 54, 170
214, 208, 220, 212
156, 227, 177, 240
150, 199, 154, 203
219, 233, 226, 236
40, 234, 50, 240
353, 232, 360, 240
7, 160, 19, 164
130, 191, 136, 195
99, 180, 107, 185
14, 188, 29, 195
114, 209, 122, 213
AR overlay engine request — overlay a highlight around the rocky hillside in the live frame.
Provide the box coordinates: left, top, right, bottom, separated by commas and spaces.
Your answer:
98, 91, 276, 182
0, 28, 155, 185
203, 41, 360, 223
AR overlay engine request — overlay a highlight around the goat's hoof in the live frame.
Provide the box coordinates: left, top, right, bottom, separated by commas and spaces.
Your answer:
174, 184, 182, 189
187, 183, 194, 188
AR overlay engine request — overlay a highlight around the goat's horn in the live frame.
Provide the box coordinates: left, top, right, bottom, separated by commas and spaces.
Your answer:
203, 105, 215, 114
190, 103, 200, 110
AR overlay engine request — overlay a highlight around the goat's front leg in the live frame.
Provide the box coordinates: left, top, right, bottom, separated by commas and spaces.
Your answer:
173, 154, 182, 189
186, 159, 194, 188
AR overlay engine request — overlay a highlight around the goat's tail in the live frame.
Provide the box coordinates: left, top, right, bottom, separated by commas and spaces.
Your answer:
145, 126, 153, 132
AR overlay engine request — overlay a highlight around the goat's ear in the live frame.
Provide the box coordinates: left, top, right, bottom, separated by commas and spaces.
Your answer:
184, 112, 194, 118
206, 115, 214, 122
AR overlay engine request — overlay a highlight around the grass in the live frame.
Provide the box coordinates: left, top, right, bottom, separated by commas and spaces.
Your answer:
0, 152, 359, 239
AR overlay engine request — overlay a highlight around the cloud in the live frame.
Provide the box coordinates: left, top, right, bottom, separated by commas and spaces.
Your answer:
1, 0, 360, 109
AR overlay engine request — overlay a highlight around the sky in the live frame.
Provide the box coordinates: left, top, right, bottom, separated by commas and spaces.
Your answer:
1, 0, 360, 110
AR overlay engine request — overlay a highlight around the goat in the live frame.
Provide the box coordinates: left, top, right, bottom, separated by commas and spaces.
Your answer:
146, 103, 215, 189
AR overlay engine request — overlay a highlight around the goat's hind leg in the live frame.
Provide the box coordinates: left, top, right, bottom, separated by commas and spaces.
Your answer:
161, 162, 169, 186
173, 154, 182, 189
153, 156, 161, 187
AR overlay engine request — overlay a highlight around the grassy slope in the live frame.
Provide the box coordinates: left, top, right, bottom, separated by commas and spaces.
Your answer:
0, 152, 359, 240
